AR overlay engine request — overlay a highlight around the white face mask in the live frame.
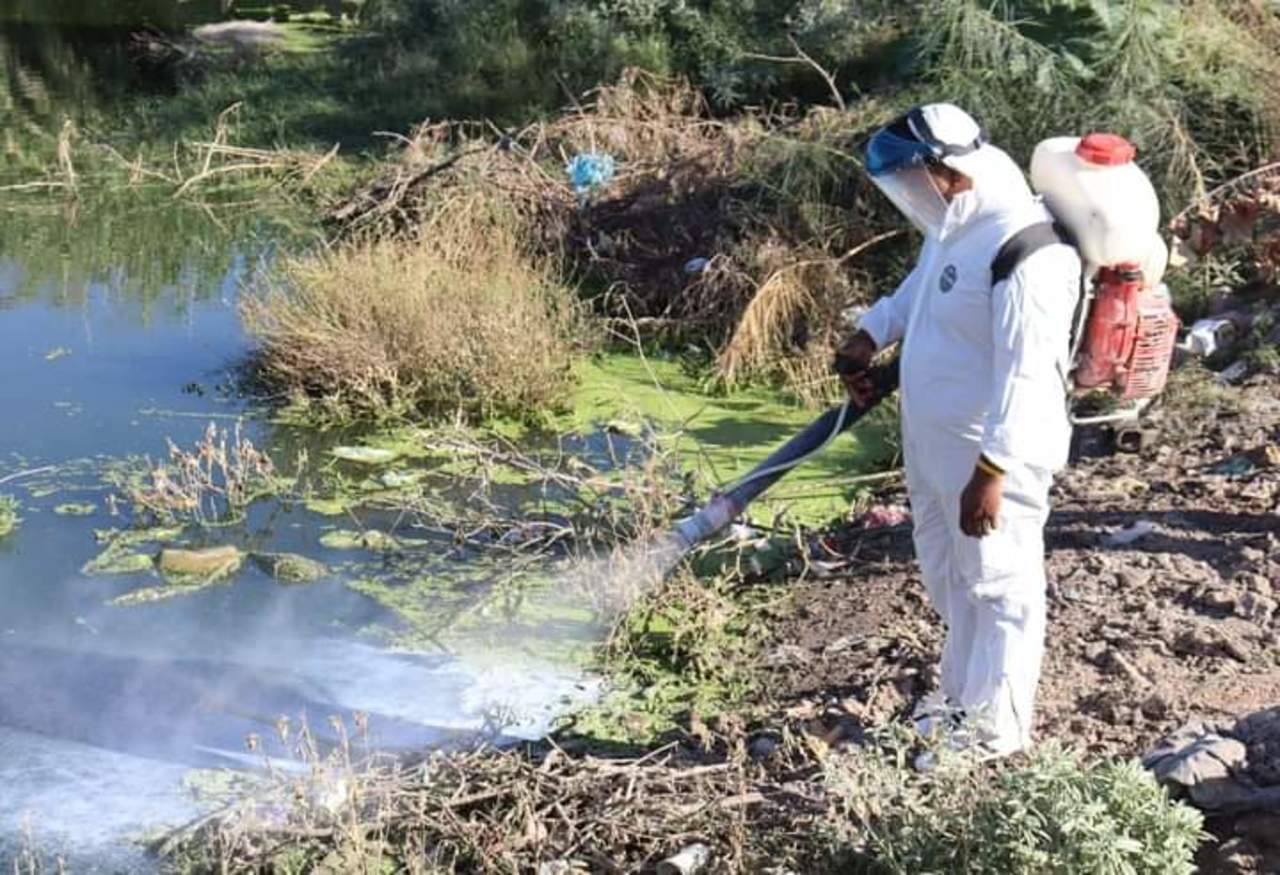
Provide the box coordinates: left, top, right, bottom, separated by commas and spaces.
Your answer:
871, 163, 949, 238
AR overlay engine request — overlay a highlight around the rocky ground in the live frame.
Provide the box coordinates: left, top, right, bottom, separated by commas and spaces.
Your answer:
757, 370, 1280, 872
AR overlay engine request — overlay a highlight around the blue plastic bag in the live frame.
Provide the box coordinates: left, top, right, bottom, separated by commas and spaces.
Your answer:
566, 152, 616, 196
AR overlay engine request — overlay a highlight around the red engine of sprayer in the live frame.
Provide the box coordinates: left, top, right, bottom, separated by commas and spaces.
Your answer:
1073, 264, 1179, 400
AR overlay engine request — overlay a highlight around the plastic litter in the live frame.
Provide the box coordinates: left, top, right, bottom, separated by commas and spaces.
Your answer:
682, 256, 710, 274
656, 844, 712, 875
566, 152, 615, 196
1185, 317, 1236, 357
859, 504, 910, 529
1207, 454, 1257, 477
1105, 519, 1157, 546
331, 446, 399, 465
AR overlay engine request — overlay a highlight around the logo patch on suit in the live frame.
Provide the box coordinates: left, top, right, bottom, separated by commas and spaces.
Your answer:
939, 264, 958, 293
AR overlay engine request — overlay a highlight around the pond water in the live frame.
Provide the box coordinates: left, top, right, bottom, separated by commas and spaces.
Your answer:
0, 195, 614, 868
0, 20, 892, 869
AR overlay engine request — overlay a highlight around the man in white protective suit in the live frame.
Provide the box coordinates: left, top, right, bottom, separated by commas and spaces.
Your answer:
835, 104, 1082, 760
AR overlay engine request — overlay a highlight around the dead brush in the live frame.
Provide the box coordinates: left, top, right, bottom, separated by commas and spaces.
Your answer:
243, 196, 587, 422
324, 71, 911, 404
156, 719, 823, 874
126, 422, 285, 524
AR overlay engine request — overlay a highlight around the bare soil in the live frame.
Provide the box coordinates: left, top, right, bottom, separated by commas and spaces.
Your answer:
757, 373, 1280, 873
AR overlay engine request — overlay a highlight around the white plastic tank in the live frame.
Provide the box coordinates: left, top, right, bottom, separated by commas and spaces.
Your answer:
1030, 134, 1161, 270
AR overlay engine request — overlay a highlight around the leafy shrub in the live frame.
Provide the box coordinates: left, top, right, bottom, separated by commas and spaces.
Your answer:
242, 200, 587, 422
913, 0, 1280, 209
825, 735, 1206, 875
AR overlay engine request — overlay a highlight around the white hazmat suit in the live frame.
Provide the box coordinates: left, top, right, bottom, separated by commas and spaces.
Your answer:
857, 107, 1081, 755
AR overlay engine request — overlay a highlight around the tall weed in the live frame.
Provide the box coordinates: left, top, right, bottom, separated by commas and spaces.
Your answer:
243, 200, 587, 422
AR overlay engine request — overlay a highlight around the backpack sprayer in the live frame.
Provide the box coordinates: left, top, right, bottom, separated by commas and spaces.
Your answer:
670, 133, 1178, 552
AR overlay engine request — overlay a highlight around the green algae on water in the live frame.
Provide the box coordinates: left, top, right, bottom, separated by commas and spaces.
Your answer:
319, 528, 423, 552
82, 549, 155, 576
82, 525, 189, 576
54, 501, 98, 515
565, 353, 896, 525
108, 546, 245, 606
0, 495, 20, 538
250, 551, 329, 583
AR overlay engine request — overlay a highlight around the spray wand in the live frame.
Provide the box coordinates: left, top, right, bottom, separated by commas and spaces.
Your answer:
670, 359, 900, 550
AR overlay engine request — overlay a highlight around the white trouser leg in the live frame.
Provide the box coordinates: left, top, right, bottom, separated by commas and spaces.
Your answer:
905, 451, 968, 704
907, 434, 1052, 754
951, 462, 1051, 753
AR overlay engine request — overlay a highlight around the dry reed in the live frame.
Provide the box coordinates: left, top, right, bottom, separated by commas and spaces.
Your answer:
243, 198, 587, 421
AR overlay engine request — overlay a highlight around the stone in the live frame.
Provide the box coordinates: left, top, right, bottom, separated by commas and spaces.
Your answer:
157, 546, 244, 581
1235, 813, 1280, 850
250, 552, 329, 584
1237, 572, 1272, 596
1146, 716, 1280, 812
1115, 568, 1152, 589
1237, 591, 1277, 623
749, 735, 781, 761
1145, 728, 1245, 788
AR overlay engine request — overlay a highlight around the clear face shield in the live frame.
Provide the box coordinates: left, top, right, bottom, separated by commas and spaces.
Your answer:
871, 163, 949, 238
864, 125, 952, 238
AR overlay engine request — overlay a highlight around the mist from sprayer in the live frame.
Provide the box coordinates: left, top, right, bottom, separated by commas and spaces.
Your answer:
0, 568, 598, 869
561, 531, 692, 620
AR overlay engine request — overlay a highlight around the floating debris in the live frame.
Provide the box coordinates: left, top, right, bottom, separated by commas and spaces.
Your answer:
319, 529, 402, 551
331, 446, 400, 465
43, 346, 71, 361
54, 502, 97, 516
380, 469, 424, 488
303, 495, 354, 516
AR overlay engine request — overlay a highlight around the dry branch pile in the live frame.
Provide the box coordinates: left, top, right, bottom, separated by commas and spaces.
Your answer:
160, 733, 827, 873
1172, 162, 1280, 289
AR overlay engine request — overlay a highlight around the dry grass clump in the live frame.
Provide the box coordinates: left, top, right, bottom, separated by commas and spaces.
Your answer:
243, 200, 587, 422
125, 422, 285, 524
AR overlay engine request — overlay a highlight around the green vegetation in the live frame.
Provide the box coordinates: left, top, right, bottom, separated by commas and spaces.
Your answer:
826, 736, 1206, 874
573, 563, 762, 743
